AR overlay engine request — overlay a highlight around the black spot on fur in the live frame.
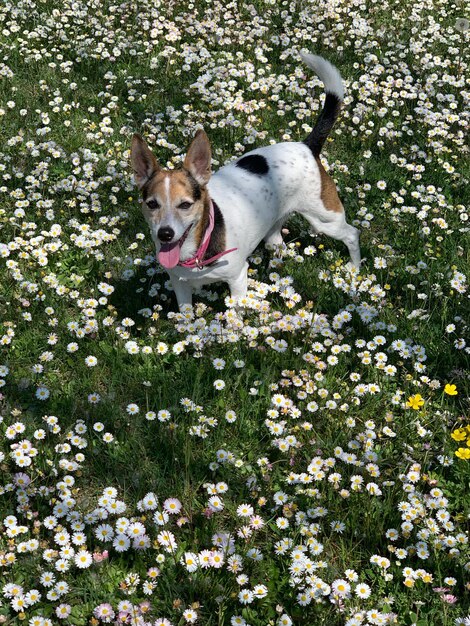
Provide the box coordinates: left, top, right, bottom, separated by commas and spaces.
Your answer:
202, 199, 226, 264
236, 154, 269, 175
304, 92, 342, 157
185, 170, 202, 201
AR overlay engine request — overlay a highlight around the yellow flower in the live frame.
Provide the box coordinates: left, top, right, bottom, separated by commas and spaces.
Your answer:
406, 394, 425, 410
444, 384, 458, 396
455, 448, 470, 460
451, 428, 467, 442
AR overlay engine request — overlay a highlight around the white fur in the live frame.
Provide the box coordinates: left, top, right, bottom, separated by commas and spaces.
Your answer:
155, 55, 360, 310
299, 52, 344, 99
164, 175, 171, 207
167, 141, 361, 309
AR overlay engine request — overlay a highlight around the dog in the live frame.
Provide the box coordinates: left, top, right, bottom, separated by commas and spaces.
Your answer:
131, 53, 361, 311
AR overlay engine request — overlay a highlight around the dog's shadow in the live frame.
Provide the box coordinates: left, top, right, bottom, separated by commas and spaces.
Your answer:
109, 264, 173, 329
109, 212, 367, 326
108, 261, 231, 325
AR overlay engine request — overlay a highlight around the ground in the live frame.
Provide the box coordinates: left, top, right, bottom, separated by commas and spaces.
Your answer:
0, 1, 469, 625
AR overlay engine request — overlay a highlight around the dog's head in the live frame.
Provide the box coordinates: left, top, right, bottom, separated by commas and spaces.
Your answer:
131, 130, 211, 268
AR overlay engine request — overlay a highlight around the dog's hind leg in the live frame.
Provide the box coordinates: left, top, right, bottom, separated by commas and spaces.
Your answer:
264, 219, 286, 258
300, 203, 361, 268
264, 219, 285, 247
341, 222, 361, 268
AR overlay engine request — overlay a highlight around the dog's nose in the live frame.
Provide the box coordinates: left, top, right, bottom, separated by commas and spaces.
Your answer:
157, 226, 175, 242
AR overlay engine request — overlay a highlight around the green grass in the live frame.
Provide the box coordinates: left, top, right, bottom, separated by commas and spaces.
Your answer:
0, 0, 469, 625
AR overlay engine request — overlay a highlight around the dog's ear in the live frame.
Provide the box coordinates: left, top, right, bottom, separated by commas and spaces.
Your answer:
131, 134, 160, 189
183, 129, 211, 186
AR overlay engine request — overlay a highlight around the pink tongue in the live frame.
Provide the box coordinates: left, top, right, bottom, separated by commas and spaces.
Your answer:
158, 241, 181, 269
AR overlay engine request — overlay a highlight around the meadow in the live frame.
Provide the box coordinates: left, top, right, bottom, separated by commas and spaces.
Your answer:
0, 0, 469, 624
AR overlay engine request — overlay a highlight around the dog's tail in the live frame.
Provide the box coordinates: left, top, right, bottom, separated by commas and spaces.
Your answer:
300, 53, 344, 157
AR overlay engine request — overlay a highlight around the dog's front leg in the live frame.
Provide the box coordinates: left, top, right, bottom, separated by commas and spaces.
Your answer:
171, 277, 193, 311
228, 263, 248, 303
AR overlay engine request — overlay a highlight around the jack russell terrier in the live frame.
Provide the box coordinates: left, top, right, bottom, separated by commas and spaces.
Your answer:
131, 53, 361, 310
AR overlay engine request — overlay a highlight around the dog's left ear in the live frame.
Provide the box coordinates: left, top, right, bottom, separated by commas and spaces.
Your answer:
183, 129, 211, 186
131, 134, 160, 189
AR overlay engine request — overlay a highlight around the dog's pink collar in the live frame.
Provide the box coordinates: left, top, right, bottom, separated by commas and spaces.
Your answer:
178, 199, 237, 269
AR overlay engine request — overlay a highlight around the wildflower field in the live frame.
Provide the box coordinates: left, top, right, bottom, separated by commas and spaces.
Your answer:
1, 0, 469, 625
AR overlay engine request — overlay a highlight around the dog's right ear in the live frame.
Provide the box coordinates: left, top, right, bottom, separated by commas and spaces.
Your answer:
131, 134, 160, 189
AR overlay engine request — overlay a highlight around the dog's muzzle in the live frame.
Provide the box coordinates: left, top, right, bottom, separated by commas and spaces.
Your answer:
157, 226, 175, 242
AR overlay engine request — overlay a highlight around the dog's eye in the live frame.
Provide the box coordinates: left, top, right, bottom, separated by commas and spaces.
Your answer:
146, 199, 160, 210
178, 202, 192, 210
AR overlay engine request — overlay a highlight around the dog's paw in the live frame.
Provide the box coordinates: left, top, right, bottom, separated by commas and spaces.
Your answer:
345, 260, 362, 273
265, 241, 287, 258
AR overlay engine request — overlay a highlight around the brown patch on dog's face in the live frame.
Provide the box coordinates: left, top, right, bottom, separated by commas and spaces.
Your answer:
315, 156, 344, 213
131, 132, 212, 249
141, 169, 209, 245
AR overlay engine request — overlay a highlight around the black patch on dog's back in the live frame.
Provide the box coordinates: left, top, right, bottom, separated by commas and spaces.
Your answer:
236, 154, 269, 175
